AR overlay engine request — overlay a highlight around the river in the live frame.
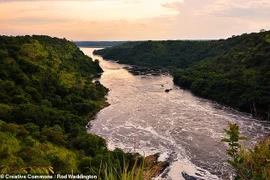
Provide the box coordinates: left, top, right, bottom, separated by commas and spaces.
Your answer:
81, 47, 270, 180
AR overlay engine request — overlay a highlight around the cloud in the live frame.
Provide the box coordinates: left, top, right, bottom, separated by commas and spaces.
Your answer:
161, 0, 215, 14
0, 0, 102, 2
0, 0, 177, 40
199, 0, 270, 19
1, 17, 70, 26
159, 0, 270, 39
161, 1, 182, 11
161, 0, 270, 18
0, 17, 175, 40
0, 0, 269, 40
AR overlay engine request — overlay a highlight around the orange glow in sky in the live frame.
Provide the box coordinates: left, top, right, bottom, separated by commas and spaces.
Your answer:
0, 0, 270, 40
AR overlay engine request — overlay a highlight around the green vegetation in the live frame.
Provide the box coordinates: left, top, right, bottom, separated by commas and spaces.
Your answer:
97, 153, 166, 180
0, 35, 142, 178
94, 31, 270, 119
94, 40, 217, 68
75, 41, 128, 47
222, 124, 270, 179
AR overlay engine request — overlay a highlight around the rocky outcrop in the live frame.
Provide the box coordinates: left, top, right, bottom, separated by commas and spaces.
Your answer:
165, 89, 172, 92
142, 153, 170, 180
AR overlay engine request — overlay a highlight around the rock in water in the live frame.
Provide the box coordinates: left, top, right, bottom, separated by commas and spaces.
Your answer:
165, 89, 172, 93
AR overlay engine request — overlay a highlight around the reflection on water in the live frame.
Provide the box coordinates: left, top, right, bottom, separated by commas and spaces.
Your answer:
81, 48, 270, 180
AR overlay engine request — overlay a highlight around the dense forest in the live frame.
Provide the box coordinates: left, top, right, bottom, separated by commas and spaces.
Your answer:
94, 31, 270, 119
75, 41, 128, 47
0, 35, 138, 177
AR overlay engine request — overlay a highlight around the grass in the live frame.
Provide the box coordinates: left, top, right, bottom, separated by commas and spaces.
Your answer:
222, 123, 270, 180
98, 155, 158, 180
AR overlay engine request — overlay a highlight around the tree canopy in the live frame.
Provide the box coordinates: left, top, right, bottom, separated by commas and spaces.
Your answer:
0, 35, 133, 176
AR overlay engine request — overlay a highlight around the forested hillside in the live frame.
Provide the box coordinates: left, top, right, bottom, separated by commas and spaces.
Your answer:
0, 35, 133, 176
94, 31, 270, 119
75, 41, 128, 47
93, 39, 241, 68
174, 32, 270, 119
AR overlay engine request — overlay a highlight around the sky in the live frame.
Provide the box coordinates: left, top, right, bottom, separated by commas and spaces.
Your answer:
0, 0, 270, 40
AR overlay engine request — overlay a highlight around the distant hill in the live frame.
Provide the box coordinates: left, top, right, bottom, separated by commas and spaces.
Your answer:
74, 41, 128, 47
93, 39, 232, 68
94, 31, 270, 119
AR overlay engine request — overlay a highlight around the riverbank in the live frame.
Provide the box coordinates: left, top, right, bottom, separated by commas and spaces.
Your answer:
0, 35, 117, 175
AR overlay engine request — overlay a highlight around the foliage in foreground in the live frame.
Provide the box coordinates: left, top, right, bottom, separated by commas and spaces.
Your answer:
222, 123, 270, 179
0, 119, 145, 178
99, 156, 145, 180
98, 154, 164, 180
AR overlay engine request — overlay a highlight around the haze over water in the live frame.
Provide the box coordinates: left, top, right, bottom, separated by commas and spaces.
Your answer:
82, 48, 270, 180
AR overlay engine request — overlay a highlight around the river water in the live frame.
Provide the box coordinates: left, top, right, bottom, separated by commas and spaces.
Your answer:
81, 48, 270, 180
